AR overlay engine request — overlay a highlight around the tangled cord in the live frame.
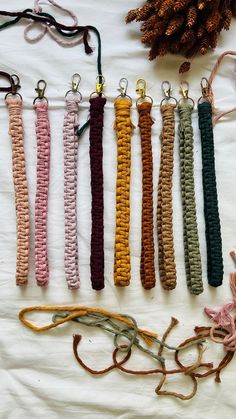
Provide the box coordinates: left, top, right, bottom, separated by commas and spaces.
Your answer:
137, 101, 156, 290
114, 97, 134, 287
19, 276, 236, 401
157, 103, 176, 290
178, 102, 203, 295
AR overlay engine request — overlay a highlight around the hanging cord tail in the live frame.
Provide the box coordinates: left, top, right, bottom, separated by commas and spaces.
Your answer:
63, 77, 82, 290
137, 102, 155, 290
178, 102, 203, 295
89, 95, 106, 290
198, 99, 223, 287
5, 92, 30, 286
158, 102, 177, 290
114, 95, 134, 287
0, 9, 102, 79
34, 81, 50, 287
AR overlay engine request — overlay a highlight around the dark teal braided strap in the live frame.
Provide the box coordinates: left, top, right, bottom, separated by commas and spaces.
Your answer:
198, 101, 223, 287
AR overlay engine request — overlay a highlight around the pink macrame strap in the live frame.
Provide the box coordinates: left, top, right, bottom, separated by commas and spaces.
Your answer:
63, 95, 80, 289
5, 96, 30, 286
24, 0, 82, 47
34, 101, 51, 287
207, 50, 236, 125
204, 251, 236, 352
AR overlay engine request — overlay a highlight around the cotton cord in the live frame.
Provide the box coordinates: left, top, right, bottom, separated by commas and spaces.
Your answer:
158, 103, 176, 290
34, 101, 51, 287
6, 96, 30, 286
198, 101, 223, 288
89, 96, 106, 290
137, 101, 155, 290
178, 103, 203, 295
63, 95, 80, 289
114, 98, 134, 287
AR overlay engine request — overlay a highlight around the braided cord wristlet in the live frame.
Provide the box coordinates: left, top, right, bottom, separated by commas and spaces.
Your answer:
63, 93, 80, 289
6, 96, 30, 286
34, 98, 51, 287
178, 103, 203, 295
114, 96, 134, 287
137, 101, 155, 289
89, 96, 106, 290
158, 103, 176, 290
198, 101, 223, 287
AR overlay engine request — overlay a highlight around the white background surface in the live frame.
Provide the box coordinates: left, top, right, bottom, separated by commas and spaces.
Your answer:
0, 1, 236, 418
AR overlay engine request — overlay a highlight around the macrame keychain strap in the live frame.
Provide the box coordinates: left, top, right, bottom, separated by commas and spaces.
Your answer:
4, 74, 30, 286
136, 80, 155, 290
114, 79, 134, 287
34, 80, 51, 287
63, 74, 82, 290
89, 78, 106, 290
178, 83, 203, 295
157, 82, 177, 291
198, 78, 223, 288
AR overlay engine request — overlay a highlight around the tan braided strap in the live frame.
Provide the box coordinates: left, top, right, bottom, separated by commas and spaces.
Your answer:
114, 97, 134, 287
6, 97, 30, 286
157, 103, 176, 290
137, 101, 156, 289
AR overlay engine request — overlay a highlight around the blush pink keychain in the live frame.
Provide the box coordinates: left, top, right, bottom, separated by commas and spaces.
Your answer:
34, 80, 51, 287
63, 74, 82, 289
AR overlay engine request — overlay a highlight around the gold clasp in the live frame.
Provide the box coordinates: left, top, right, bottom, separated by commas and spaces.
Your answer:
118, 78, 128, 97
180, 81, 189, 99
200, 77, 209, 99
35, 80, 47, 100
136, 79, 146, 99
72, 73, 81, 93
162, 81, 171, 99
96, 75, 106, 95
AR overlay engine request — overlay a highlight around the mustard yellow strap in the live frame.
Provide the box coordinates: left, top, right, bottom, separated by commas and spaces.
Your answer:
114, 97, 134, 286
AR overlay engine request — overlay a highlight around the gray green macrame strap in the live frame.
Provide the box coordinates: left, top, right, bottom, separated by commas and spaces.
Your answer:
178, 103, 203, 295
198, 101, 223, 287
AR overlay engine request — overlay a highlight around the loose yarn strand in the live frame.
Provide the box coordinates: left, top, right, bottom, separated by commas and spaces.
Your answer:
178, 103, 203, 295
114, 97, 134, 287
6, 96, 30, 286
198, 101, 223, 287
34, 100, 51, 287
137, 102, 155, 289
63, 95, 80, 289
89, 96, 106, 290
158, 103, 176, 290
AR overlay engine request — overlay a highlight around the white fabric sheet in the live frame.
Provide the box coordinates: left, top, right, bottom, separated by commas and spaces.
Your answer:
1, 1, 236, 417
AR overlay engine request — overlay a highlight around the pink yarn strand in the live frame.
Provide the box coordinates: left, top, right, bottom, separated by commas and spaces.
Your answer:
205, 252, 236, 352
34, 101, 51, 287
63, 96, 80, 289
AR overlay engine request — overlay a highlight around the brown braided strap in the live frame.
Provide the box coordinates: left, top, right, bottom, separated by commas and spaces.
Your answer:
6, 97, 30, 286
157, 103, 176, 290
137, 101, 155, 289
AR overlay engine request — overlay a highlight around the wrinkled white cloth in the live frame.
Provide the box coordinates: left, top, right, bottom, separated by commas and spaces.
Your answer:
0, 1, 236, 418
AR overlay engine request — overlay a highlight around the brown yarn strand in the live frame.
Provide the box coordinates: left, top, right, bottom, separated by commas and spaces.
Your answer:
137, 101, 156, 289
157, 103, 177, 290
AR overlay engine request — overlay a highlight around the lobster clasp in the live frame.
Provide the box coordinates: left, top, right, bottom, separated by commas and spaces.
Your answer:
180, 81, 189, 100
136, 79, 146, 99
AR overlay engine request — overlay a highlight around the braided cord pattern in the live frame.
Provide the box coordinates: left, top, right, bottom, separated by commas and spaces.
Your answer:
137, 101, 155, 290
34, 101, 51, 287
198, 101, 223, 287
178, 103, 203, 295
89, 96, 107, 290
63, 96, 80, 289
114, 98, 133, 287
6, 97, 30, 286
158, 103, 176, 290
